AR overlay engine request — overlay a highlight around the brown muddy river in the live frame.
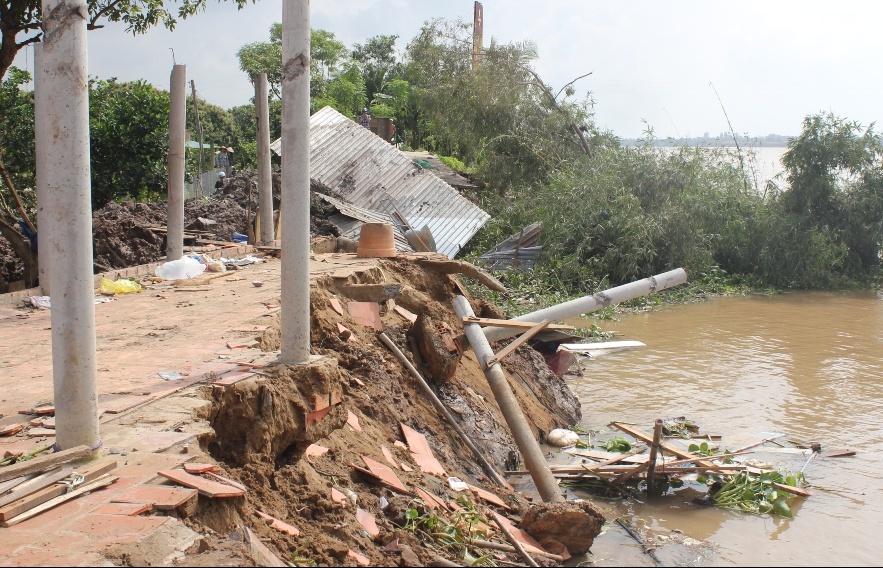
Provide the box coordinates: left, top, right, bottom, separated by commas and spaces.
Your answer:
563, 291, 883, 566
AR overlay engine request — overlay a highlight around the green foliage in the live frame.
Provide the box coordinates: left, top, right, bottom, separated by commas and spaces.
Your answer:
602, 436, 633, 453
711, 470, 804, 518
0, 68, 36, 207
439, 155, 467, 172
312, 63, 367, 117
89, 78, 170, 207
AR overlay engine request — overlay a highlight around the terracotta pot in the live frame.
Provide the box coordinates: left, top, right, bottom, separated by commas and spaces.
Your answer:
356, 222, 397, 258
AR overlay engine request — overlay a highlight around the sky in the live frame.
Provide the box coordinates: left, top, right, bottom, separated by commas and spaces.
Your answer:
10, 0, 883, 140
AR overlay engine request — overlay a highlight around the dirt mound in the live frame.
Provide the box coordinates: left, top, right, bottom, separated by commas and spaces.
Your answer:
193, 255, 594, 566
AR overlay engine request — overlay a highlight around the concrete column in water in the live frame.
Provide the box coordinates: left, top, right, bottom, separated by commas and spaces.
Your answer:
255, 72, 275, 245
166, 64, 187, 261
38, 0, 100, 451
280, 0, 311, 364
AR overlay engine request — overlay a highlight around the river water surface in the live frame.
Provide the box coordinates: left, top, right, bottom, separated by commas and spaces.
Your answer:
563, 291, 883, 566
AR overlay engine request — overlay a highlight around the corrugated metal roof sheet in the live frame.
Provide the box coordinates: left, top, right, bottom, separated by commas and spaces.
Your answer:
317, 193, 414, 252
271, 106, 490, 258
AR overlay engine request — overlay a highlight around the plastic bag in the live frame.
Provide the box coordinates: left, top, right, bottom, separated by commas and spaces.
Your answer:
155, 256, 207, 281
99, 278, 142, 295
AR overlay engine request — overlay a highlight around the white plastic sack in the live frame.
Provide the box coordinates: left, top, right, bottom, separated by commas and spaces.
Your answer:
547, 428, 580, 448
155, 256, 206, 281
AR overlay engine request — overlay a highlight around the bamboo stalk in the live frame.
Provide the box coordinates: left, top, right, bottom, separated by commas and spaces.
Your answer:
646, 420, 663, 498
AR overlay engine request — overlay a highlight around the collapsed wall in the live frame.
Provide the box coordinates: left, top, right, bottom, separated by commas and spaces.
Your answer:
193, 254, 595, 565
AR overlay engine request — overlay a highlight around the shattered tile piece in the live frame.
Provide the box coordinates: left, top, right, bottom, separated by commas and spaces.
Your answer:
356, 507, 380, 537
330, 487, 348, 504
183, 463, 221, 475
467, 483, 510, 510
400, 462, 414, 473
362, 456, 408, 494
348, 550, 371, 566
304, 444, 329, 458
348, 301, 382, 330
256, 510, 300, 536
411, 452, 447, 477
381, 446, 399, 469
329, 297, 344, 316
400, 423, 433, 457
347, 410, 362, 432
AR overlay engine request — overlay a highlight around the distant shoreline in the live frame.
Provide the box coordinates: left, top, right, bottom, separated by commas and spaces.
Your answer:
619, 134, 792, 148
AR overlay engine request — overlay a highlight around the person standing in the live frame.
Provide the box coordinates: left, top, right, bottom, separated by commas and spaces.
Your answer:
359, 107, 371, 129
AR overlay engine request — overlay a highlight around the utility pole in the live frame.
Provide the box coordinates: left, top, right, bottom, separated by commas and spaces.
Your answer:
167, 64, 187, 261
472, 2, 484, 69
280, 0, 311, 364
35, 0, 100, 452
255, 73, 274, 245
191, 80, 205, 196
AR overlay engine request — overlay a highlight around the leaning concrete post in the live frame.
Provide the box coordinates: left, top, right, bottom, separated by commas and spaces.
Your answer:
38, 0, 99, 451
34, 44, 49, 295
453, 296, 564, 503
483, 268, 688, 343
167, 64, 187, 261
255, 73, 275, 245
280, 0, 311, 364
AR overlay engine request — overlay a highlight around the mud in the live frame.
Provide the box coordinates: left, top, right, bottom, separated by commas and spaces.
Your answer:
192, 252, 595, 566
0, 170, 341, 286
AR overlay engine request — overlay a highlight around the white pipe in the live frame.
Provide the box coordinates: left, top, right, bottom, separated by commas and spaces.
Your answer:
167, 64, 187, 261
453, 296, 564, 503
483, 268, 688, 343
256, 73, 274, 245
38, 0, 99, 451
34, 44, 49, 295
280, 0, 311, 364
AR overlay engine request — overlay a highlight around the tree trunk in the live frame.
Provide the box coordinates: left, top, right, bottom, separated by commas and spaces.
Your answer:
0, 217, 37, 288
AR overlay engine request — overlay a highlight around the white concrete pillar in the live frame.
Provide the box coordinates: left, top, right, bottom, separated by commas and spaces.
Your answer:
256, 73, 275, 245
38, 0, 99, 451
167, 64, 187, 261
33, 44, 49, 295
280, 0, 311, 364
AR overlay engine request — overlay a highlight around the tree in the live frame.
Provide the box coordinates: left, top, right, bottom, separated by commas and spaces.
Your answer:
89, 78, 170, 207
0, 0, 258, 83
351, 34, 399, 105
237, 25, 346, 101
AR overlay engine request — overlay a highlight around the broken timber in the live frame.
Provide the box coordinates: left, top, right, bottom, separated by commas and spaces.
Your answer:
461, 317, 574, 331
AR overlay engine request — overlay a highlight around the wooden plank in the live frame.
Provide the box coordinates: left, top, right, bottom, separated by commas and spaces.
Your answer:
0, 474, 35, 495
611, 422, 717, 469
461, 317, 574, 331
112, 485, 199, 509
2, 475, 117, 527
0, 445, 91, 483
157, 468, 246, 498
0, 461, 117, 521
485, 320, 550, 367
772, 482, 812, 497
0, 467, 70, 508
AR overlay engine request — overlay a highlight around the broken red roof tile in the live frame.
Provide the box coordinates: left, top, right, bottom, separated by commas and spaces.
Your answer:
381, 446, 399, 469
330, 487, 348, 504
467, 484, 510, 510
347, 410, 362, 432
347, 302, 382, 330
304, 444, 330, 458
256, 510, 300, 536
356, 507, 379, 537
400, 423, 433, 457
183, 463, 221, 475
361, 456, 408, 494
329, 297, 344, 316
112, 485, 197, 510
348, 550, 371, 566
411, 453, 447, 477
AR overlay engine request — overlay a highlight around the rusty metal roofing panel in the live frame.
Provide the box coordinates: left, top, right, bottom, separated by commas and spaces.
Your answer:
272, 106, 490, 258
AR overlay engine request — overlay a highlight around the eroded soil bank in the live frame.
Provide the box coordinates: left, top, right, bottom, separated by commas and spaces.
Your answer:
185, 252, 602, 566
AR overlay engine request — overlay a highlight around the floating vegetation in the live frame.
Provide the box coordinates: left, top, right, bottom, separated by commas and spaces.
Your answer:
709, 471, 805, 518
